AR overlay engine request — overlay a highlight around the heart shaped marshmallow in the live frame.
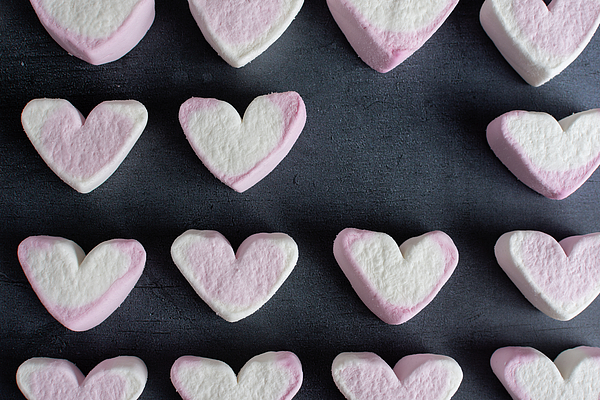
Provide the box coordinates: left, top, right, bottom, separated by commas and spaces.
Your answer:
332, 352, 463, 400
333, 228, 459, 324
17, 236, 146, 331
29, 0, 155, 65
17, 356, 147, 400
487, 109, 600, 199
171, 230, 298, 322
171, 352, 303, 400
179, 92, 306, 192
187, 0, 304, 67
491, 346, 600, 400
480, 0, 600, 86
327, 0, 459, 72
494, 231, 600, 320
22, 99, 148, 193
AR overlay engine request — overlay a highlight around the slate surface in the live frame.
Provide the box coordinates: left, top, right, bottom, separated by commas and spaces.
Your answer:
1, 0, 600, 399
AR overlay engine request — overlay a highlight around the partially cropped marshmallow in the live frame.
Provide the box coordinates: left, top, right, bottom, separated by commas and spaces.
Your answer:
179, 92, 306, 192
17, 356, 147, 400
487, 109, 600, 199
22, 99, 148, 193
480, 0, 600, 86
29, 0, 155, 64
333, 228, 459, 324
332, 352, 463, 400
494, 231, 600, 320
17, 236, 146, 331
187, 0, 303, 67
491, 346, 600, 400
327, 0, 459, 72
171, 230, 298, 322
171, 352, 303, 400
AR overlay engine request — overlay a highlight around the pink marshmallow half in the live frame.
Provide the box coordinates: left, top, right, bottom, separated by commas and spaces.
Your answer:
333, 228, 459, 324
17, 236, 146, 331
332, 352, 463, 400
327, 0, 459, 72
171, 230, 299, 322
22, 99, 148, 193
29, 0, 155, 65
187, 0, 304, 67
494, 231, 600, 321
487, 109, 600, 200
17, 356, 148, 400
491, 346, 600, 400
179, 92, 306, 192
171, 352, 303, 400
480, 0, 600, 86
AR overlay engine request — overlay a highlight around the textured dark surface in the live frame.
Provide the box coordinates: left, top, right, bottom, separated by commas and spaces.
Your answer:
1, 0, 600, 399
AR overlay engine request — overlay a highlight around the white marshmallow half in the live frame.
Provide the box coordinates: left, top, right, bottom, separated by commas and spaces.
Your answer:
171, 352, 303, 400
17, 356, 147, 400
491, 346, 600, 400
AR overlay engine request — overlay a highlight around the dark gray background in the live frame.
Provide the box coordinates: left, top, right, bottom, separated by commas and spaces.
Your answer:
1, 0, 599, 399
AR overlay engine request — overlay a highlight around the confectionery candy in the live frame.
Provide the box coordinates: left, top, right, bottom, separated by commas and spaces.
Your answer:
22, 99, 148, 193
333, 228, 458, 324
186, 0, 304, 67
480, 0, 600, 86
327, 0, 459, 72
179, 92, 306, 192
494, 230, 600, 321
17, 356, 147, 400
332, 352, 463, 400
491, 346, 600, 399
17, 236, 146, 331
28, 0, 155, 65
487, 109, 600, 199
171, 230, 298, 322
171, 352, 302, 400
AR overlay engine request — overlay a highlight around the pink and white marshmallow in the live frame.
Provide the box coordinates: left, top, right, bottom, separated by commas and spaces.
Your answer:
179, 92, 306, 192
171, 230, 298, 322
171, 352, 303, 400
333, 228, 459, 324
332, 352, 463, 400
29, 0, 155, 65
494, 231, 600, 321
327, 0, 459, 72
187, 0, 304, 67
487, 109, 600, 200
17, 236, 146, 331
22, 99, 148, 193
491, 346, 600, 400
480, 0, 600, 86
17, 356, 148, 400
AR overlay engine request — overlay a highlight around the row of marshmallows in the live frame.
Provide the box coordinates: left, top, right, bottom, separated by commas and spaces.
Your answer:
17, 228, 600, 332
15, 346, 600, 399
28, 0, 600, 85
21, 96, 600, 199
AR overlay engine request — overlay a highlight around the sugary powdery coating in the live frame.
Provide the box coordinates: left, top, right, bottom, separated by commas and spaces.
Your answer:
29, 0, 155, 64
332, 352, 463, 400
22, 99, 148, 193
171, 230, 299, 322
487, 109, 600, 200
494, 231, 600, 321
171, 352, 303, 400
326, 0, 459, 72
17, 356, 147, 400
17, 236, 146, 331
480, 0, 600, 86
333, 228, 459, 324
491, 346, 600, 400
179, 92, 306, 192
187, 0, 304, 67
